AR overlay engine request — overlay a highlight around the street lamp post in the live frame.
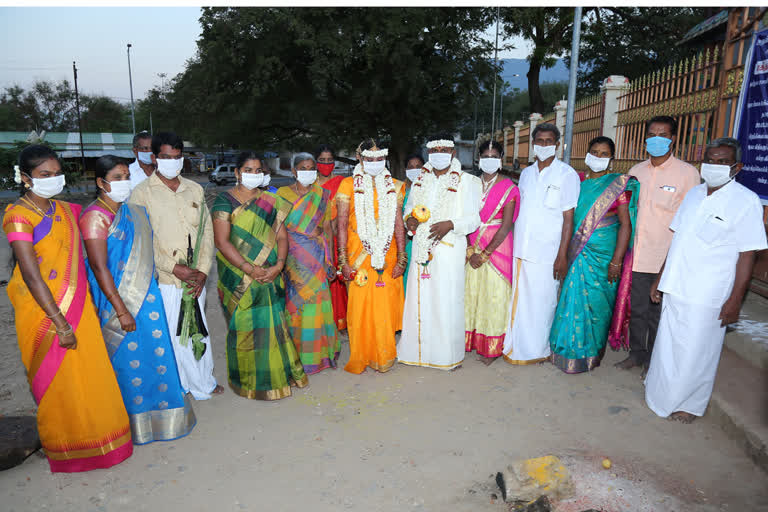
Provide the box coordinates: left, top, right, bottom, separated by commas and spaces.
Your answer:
127, 43, 136, 135
563, 7, 582, 165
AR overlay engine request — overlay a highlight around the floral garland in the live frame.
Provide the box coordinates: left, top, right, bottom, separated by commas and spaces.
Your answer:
409, 157, 462, 265
353, 163, 397, 270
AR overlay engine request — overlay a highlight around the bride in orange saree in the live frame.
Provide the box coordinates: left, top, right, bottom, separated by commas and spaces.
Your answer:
3, 146, 132, 472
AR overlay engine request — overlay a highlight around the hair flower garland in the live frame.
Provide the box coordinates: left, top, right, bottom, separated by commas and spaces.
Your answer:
14, 165, 22, 184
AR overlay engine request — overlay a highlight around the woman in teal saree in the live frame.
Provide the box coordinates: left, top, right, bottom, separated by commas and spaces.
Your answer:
549, 137, 639, 374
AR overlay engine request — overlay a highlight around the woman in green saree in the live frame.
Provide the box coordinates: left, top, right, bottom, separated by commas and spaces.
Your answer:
549, 137, 640, 374
212, 151, 308, 400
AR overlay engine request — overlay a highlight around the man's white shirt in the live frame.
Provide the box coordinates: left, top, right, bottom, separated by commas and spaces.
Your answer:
129, 159, 152, 189
658, 180, 767, 309
513, 158, 581, 264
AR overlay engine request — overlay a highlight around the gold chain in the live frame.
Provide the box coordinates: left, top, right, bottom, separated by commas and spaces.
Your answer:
20, 195, 53, 218
97, 197, 117, 215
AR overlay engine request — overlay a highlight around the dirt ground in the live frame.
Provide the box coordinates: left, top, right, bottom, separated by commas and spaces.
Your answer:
0, 204, 767, 511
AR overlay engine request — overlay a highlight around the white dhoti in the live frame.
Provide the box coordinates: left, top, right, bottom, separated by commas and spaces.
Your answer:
398, 237, 466, 370
645, 294, 725, 418
159, 284, 218, 400
502, 258, 559, 364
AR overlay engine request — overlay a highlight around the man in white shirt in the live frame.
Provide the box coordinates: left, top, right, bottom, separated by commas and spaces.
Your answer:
400, 133, 481, 370
502, 123, 581, 365
128, 131, 155, 189
645, 138, 767, 423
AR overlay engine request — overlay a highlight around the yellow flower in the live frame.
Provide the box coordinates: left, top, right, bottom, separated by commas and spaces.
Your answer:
411, 205, 431, 223
354, 269, 369, 287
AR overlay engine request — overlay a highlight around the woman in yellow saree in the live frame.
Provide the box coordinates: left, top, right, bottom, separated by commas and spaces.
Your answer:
3, 145, 132, 472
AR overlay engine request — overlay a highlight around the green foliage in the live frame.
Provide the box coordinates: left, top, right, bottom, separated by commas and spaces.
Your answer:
81, 96, 132, 132
0, 80, 132, 133
501, 8, 575, 115
571, 7, 709, 95
161, 7, 497, 176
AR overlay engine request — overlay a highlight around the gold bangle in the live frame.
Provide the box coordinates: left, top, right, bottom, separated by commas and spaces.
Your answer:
40, 298, 56, 310
609, 262, 621, 268
46, 309, 63, 319
117, 310, 130, 318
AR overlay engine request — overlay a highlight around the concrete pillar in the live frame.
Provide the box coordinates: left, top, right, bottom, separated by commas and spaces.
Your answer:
600, 75, 630, 151
503, 127, 511, 166
554, 100, 568, 159
513, 120, 524, 164
528, 113, 543, 163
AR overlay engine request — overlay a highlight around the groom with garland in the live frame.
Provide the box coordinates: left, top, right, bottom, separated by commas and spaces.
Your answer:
399, 132, 482, 370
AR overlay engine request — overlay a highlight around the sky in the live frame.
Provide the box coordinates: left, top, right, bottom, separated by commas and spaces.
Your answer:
0, 6, 530, 102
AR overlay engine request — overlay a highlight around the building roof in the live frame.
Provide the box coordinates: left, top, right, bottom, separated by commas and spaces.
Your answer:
0, 131, 136, 158
678, 10, 729, 46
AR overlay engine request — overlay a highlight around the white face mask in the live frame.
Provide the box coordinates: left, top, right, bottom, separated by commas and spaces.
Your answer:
156, 158, 183, 179
533, 144, 557, 161
30, 175, 66, 199
364, 160, 387, 176
240, 172, 265, 190
296, 170, 317, 187
479, 157, 501, 174
103, 179, 132, 203
700, 163, 735, 188
428, 152, 452, 170
261, 174, 271, 188
137, 151, 154, 165
584, 153, 611, 173
405, 167, 422, 182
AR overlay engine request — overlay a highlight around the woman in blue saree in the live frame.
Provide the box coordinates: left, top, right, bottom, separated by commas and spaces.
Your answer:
549, 137, 639, 374
81, 155, 196, 444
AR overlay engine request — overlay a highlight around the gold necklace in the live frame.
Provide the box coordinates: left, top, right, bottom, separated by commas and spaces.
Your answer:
97, 197, 117, 215
20, 195, 53, 218
481, 173, 498, 198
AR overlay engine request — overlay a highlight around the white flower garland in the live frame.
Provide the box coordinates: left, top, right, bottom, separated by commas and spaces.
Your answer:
353, 163, 397, 270
13, 165, 22, 184
361, 148, 388, 158
409, 157, 462, 265
426, 139, 455, 149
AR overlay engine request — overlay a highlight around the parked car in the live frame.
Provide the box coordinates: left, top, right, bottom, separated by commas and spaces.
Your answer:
210, 164, 237, 185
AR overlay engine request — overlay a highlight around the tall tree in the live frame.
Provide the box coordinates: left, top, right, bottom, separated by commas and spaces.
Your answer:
572, 7, 709, 94
167, 7, 496, 176
80, 95, 132, 132
0, 80, 78, 132
500, 8, 576, 115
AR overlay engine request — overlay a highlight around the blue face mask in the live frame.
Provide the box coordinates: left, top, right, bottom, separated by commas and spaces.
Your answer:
646, 136, 672, 157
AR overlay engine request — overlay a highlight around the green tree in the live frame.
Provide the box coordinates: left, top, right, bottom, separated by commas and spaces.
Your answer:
0, 80, 78, 132
500, 8, 576, 116
81, 95, 132, 132
166, 7, 496, 176
572, 7, 709, 94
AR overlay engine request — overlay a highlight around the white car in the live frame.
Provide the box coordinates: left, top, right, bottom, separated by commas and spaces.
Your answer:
209, 164, 237, 185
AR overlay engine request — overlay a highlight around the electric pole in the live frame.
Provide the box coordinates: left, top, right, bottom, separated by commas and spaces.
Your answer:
72, 61, 86, 173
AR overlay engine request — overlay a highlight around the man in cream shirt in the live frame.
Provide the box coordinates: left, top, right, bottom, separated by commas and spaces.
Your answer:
502, 123, 580, 365
130, 131, 223, 400
645, 138, 767, 423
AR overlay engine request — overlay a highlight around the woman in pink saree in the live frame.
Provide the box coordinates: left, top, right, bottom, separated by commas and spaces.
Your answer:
464, 140, 520, 364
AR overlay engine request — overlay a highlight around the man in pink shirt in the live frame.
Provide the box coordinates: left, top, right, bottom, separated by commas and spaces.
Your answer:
615, 116, 700, 374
